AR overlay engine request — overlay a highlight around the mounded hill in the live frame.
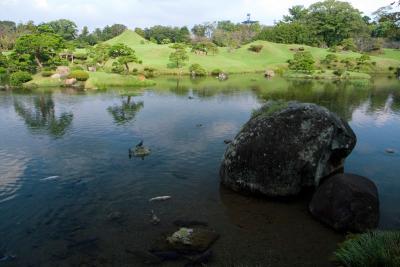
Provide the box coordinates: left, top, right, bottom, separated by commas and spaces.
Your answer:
104, 30, 400, 75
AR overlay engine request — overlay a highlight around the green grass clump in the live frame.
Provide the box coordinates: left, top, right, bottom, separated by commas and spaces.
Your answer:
252, 100, 288, 118
41, 71, 54, 77
10, 71, 32, 86
68, 70, 89, 81
189, 63, 207, 76
85, 72, 156, 89
334, 231, 400, 267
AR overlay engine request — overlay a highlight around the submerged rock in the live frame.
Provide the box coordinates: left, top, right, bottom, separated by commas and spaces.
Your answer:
129, 146, 151, 158
309, 173, 379, 232
151, 227, 219, 254
385, 148, 396, 154
220, 101, 357, 197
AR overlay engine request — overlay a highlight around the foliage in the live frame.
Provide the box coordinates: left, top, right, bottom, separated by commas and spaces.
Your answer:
41, 19, 78, 41
9, 71, 32, 86
288, 51, 315, 73
191, 41, 218, 55
108, 43, 141, 73
333, 69, 345, 77
189, 63, 207, 76
143, 67, 156, 78
88, 43, 110, 67
211, 69, 223, 76
73, 53, 87, 60
322, 54, 338, 65
41, 70, 54, 77
111, 62, 125, 74
68, 70, 89, 81
143, 25, 190, 44
248, 44, 263, 53
169, 46, 189, 68
14, 31, 64, 69
334, 231, 400, 267
341, 38, 357, 51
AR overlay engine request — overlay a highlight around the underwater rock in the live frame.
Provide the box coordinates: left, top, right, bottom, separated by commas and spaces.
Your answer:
223, 139, 232, 144
151, 227, 219, 254
129, 146, 151, 158
220, 101, 357, 197
310, 173, 379, 232
107, 211, 122, 222
150, 210, 160, 225
385, 148, 396, 154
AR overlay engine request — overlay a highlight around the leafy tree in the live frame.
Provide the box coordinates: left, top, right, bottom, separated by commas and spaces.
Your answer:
42, 19, 78, 40
169, 46, 189, 68
288, 51, 315, 73
340, 38, 357, 51
283, 5, 308, 22
14, 31, 64, 69
135, 27, 145, 37
306, 0, 368, 46
108, 43, 141, 73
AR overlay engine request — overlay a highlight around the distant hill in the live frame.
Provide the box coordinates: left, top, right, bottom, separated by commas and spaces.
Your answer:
104, 30, 400, 75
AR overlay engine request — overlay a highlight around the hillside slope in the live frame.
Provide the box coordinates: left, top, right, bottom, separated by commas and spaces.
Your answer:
104, 30, 400, 74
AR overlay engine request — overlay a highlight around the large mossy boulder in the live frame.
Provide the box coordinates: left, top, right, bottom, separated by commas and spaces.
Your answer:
310, 173, 379, 232
220, 101, 356, 197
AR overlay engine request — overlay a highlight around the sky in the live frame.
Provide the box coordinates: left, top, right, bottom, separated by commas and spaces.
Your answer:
0, 0, 393, 30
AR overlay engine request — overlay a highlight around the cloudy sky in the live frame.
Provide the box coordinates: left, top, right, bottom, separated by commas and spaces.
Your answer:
0, 0, 393, 30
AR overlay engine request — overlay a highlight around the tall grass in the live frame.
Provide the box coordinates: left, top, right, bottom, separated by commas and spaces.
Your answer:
334, 231, 400, 267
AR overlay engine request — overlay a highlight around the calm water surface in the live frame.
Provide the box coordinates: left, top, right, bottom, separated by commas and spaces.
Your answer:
0, 75, 399, 266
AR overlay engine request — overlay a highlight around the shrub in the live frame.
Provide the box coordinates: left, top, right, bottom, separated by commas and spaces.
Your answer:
73, 53, 88, 60
341, 38, 357, 52
71, 66, 84, 71
248, 44, 264, 53
358, 54, 371, 63
41, 71, 54, 77
143, 67, 156, 78
333, 69, 345, 77
0, 67, 6, 74
68, 70, 89, 81
211, 69, 223, 76
288, 51, 315, 73
189, 64, 207, 77
335, 231, 400, 267
9, 71, 32, 86
111, 62, 125, 74
322, 54, 338, 65
389, 66, 394, 71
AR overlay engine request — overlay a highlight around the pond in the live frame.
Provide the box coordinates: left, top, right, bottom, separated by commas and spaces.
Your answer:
0, 75, 399, 266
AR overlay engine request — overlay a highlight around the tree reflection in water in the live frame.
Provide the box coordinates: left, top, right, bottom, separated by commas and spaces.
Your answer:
13, 94, 73, 138
107, 95, 144, 125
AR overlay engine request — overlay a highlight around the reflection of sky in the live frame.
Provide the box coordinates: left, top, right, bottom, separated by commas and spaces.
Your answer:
351, 95, 398, 128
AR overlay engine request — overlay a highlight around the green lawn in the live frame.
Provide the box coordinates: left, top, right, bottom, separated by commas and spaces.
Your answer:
102, 30, 400, 75
85, 72, 156, 89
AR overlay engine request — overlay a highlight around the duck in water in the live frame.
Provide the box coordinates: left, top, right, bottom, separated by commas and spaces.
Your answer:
129, 140, 151, 159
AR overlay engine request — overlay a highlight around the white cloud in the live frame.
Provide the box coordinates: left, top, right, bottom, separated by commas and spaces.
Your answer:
0, 0, 394, 29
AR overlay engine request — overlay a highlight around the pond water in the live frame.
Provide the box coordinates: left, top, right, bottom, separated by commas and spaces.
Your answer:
0, 75, 399, 266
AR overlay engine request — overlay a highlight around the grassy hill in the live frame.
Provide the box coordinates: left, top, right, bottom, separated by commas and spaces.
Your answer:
103, 30, 400, 75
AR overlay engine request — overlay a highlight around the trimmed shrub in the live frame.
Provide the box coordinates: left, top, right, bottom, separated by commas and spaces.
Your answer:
248, 44, 264, 53
333, 69, 345, 77
143, 67, 156, 78
68, 70, 89, 81
0, 67, 6, 74
189, 64, 207, 77
41, 71, 54, 77
335, 231, 400, 267
73, 53, 88, 60
288, 51, 315, 73
71, 66, 84, 71
9, 71, 32, 86
211, 69, 223, 76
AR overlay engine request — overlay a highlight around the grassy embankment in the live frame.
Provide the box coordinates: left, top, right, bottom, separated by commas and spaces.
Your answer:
25, 29, 400, 87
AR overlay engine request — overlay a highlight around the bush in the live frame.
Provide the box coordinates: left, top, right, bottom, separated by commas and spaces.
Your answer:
211, 69, 223, 76
143, 67, 156, 78
41, 71, 54, 77
341, 38, 357, 52
333, 69, 345, 77
0, 67, 6, 74
189, 64, 207, 77
9, 71, 32, 86
288, 51, 315, 73
68, 70, 89, 81
322, 54, 338, 65
73, 53, 88, 60
335, 231, 400, 267
111, 62, 125, 74
71, 66, 84, 71
248, 44, 264, 53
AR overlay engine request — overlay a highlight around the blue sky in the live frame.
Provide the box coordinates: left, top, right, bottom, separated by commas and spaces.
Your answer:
0, 0, 392, 30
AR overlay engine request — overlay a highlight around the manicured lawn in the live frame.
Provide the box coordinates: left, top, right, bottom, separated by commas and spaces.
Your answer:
85, 72, 156, 89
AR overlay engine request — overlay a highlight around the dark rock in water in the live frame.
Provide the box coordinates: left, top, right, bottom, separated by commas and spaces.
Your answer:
309, 173, 379, 233
107, 211, 122, 222
220, 101, 356, 197
184, 249, 213, 267
196, 124, 203, 128
173, 220, 208, 227
151, 227, 219, 254
223, 139, 232, 144
188, 96, 194, 100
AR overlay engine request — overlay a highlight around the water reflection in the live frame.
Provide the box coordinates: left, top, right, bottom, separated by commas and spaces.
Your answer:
13, 93, 73, 138
107, 95, 144, 125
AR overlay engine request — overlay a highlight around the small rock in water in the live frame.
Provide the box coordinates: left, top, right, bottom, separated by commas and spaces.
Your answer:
223, 139, 232, 144
149, 196, 171, 202
107, 211, 122, 222
150, 210, 160, 225
385, 148, 396, 154
129, 146, 151, 158
196, 124, 203, 128
188, 96, 194, 100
